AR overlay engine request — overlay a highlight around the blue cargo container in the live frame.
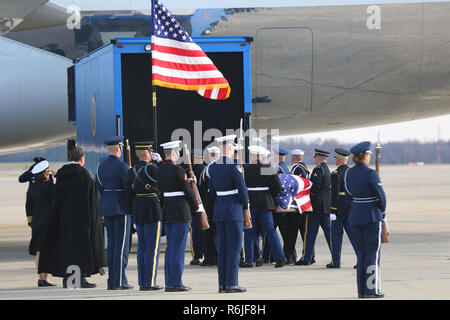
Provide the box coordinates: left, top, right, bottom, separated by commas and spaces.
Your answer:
70, 37, 252, 175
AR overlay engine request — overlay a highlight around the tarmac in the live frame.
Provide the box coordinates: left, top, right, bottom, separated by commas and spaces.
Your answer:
0, 163, 449, 300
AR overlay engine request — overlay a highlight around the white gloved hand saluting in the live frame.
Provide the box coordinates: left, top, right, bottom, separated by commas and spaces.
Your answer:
152, 152, 162, 162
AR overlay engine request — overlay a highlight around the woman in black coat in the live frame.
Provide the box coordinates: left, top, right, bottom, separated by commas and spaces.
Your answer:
28, 161, 56, 287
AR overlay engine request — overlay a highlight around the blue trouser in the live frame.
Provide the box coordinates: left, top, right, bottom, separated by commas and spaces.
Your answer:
190, 214, 204, 260
302, 212, 332, 263
135, 221, 162, 287
104, 214, 131, 288
164, 222, 189, 287
216, 221, 243, 288
330, 214, 358, 266
351, 221, 382, 296
244, 210, 284, 264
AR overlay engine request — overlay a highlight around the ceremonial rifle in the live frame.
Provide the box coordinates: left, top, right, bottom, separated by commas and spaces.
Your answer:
375, 132, 389, 243
183, 145, 210, 230
239, 118, 253, 229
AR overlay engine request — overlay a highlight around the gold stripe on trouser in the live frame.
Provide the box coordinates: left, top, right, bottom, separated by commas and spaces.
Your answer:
301, 214, 309, 260
151, 221, 161, 287
189, 223, 194, 259
330, 219, 333, 264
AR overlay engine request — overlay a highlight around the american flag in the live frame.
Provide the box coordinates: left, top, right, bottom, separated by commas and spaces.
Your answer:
151, 0, 231, 100
275, 174, 312, 213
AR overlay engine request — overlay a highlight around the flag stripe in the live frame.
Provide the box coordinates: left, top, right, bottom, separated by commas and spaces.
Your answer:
153, 74, 229, 86
152, 58, 219, 72
152, 43, 207, 57
152, 65, 225, 79
152, 37, 199, 51
152, 50, 213, 65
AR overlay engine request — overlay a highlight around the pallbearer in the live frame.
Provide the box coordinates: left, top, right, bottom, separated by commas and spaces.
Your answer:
345, 141, 386, 298
296, 148, 332, 266
243, 145, 286, 268
96, 136, 133, 290
207, 135, 249, 293
157, 140, 198, 292
327, 148, 357, 269
127, 141, 163, 291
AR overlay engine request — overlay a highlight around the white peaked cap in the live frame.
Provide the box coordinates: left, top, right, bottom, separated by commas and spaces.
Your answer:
291, 149, 305, 155
215, 134, 236, 144
160, 140, 181, 150
31, 160, 49, 174
248, 145, 271, 156
207, 146, 221, 154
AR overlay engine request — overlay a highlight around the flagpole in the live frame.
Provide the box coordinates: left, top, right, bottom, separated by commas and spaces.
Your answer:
151, 0, 158, 148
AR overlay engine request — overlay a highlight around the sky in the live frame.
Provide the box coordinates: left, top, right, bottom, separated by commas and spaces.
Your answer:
282, 114, 450, 143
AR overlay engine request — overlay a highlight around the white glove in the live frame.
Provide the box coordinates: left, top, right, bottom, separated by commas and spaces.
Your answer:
330, 214, 337, 221
196, 203, 205, 213
152, 152, 162, 162
188, 174, 197, 184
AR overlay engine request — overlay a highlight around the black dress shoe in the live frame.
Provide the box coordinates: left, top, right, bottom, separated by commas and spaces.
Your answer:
219, 287, 226, 293
326, 263, 340, 269
80, 281, 96, 289
190, 259, 200, 265
38, 280, 56, 287
224, 286, 247, 293
108, 286, 122, 290
140, 285, 163, 291
311, 258, 316, 264
200, 261, 216, 266
255, 257, 264, 267
121, 284, 134, 290
165, 285, 191, 292
366, 293, 385, 298
240, 263, 253, 268
274, 258, 287, 268
294, 259, 311, 266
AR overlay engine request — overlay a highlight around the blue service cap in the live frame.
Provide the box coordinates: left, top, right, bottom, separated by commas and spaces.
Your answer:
273, 147, 288, 156
350, 141, 372, 155
314, 148, 330, 157
104, 136, 124, 146
335, 148, 350, 159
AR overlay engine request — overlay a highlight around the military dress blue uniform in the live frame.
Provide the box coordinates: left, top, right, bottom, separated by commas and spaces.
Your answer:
95, 136, 132, 290
297, 149, 332, 265
207, 135, 249, 293
126, 142, 163, 291
243, 146, 285, 268
345, 141, 386, 298
328, 148, 358, 268
156, 140, 198, 292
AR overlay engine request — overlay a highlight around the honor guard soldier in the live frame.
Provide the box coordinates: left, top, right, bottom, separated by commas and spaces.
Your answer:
281, 149, 310, 264
127, 141, 163, 291
207, 135, 249, 293
327, 148, 358, 269
189, 149, 206, 266
197, 146, 221, 267
273, 147, 290, 174
345, 142, 386, 298
290, 149, 309, 178
296, 148, 332, 266
243, 145, 286, 268
96, 136, 132, 290
157, 140, 198, 292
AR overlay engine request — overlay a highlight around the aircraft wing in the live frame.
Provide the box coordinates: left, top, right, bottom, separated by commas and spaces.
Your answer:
0, 0, 68, 35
